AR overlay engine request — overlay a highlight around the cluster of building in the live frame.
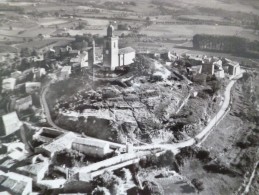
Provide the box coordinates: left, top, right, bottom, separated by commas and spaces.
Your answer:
0, 66, 46, 137
50, 24, 136, 80
184, 54, 241, 79
0, 22, 245, 194
0, 125, 132, 194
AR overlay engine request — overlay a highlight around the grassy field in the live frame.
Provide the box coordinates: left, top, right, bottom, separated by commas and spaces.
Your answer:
141, 24, 259, 41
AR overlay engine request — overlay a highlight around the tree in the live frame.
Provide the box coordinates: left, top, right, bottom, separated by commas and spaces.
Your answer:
20, 47, 32, 57
210, 79, 221, 93
92, 171, 124, 195
20, 58, 30, 71
92, 186, 111, 195
31, 49, 38, 57
118, 168, 132, 183
191, 178, 204, 192
142, 181, 164, 195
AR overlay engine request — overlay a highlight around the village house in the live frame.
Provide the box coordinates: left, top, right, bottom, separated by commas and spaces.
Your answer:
17, 161, 49, 182
225, 60, 241, 77
0, 112, 22, 136
0, 172, 32, 195
59, 66, 72, 80
25, 82, 41, 94
213, 59, 225, 78
1, 78, 16, 93
33, 68, 46, 80
118, 47, 136, 67
14, 95, 33, 112
10, 71, 22, 79
202, 63, 215, 75
35, 132, 77, 157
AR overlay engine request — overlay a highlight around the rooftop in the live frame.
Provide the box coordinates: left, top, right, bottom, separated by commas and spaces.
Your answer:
17, 162, 48, 176
119, 47, 135, 55
15, 96, 32, 106
25, 82, 41, 87
1, 112, 22, 135
73, 137, 109, 149
0, 172, 32, 195
38, 132, 76, 154
61, 66, 71, 72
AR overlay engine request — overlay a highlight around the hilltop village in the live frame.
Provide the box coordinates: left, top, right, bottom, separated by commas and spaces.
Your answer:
0, 22, 253, 195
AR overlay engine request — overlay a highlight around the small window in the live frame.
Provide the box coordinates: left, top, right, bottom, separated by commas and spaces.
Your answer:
114, 42, 116, 48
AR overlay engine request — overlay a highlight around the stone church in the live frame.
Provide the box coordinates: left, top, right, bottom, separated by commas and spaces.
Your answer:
102, 24, 135, 71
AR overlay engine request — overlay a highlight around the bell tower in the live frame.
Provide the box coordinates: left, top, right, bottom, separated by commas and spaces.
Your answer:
103, 24, 119, 71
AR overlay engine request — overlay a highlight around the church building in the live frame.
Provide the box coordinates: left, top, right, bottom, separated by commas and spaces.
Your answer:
102, 24, 135, 71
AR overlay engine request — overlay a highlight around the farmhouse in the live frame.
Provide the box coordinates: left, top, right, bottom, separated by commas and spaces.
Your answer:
1, 112, 22, 136
2, 78, 16, 93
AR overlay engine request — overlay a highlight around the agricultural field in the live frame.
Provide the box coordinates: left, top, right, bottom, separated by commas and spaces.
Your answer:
141, 24, 259, 41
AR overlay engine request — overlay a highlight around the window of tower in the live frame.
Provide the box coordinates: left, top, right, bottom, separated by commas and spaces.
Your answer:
114, 42, 116, 48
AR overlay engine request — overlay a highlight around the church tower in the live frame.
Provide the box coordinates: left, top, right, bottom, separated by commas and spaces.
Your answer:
88, 39, 96, 66
103, 24, 119, 71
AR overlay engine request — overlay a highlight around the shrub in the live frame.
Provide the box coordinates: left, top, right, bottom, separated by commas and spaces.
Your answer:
141, 180, 164, 195
191, 178, 204, 192
92, 186, 111, 195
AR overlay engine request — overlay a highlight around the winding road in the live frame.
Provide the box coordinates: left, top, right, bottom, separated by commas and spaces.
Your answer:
40, 71, 243, 154
135, 73, 243, 153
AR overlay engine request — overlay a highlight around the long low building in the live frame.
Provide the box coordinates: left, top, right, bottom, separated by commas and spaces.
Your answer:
72, 138, 112, 158
35, 131, 113, 158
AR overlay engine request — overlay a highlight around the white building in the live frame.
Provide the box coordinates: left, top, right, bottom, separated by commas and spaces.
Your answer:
25, 82, 41, 94
227, 61, 241, 76
1, 112, 22, 136
2, 78, 16, 93
34, 68, 46, 80
118, 47, 136, 66
215, 69, 225, 78
60, 66, 71, 80
72, 138, 112, 158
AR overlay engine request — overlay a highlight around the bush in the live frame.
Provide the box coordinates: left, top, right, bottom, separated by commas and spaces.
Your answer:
141, 180, 164, 195
92, 171, 124, 195
92, 186, 111, 195
191, 178, 204, 192
196, 150, 211, 162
